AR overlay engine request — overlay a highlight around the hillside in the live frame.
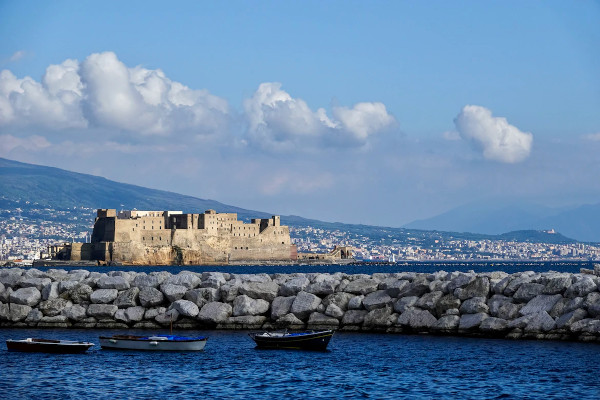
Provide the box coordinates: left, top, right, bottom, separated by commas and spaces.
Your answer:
404, 201, 600, 243
0, 157, 583, 245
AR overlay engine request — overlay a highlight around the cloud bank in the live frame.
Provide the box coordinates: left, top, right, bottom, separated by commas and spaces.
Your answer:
243, 82, 396, 150
454, 105, 533, 163
0, 52, 230, 136
0, 54, 396, 151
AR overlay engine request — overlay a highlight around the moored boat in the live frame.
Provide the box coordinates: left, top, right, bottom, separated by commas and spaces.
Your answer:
249, 330, 334, 351
99, 335, 208, 351
6, 338, 94, 353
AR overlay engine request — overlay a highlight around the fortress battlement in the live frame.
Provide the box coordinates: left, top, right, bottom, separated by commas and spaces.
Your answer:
63, 209, 297, 265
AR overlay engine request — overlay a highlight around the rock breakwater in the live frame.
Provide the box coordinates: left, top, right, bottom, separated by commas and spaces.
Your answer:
2, 268, 600, 342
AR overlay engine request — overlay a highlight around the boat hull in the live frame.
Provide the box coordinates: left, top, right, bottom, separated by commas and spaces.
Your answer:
99, 336, 207, 351
6, 339, 94, 354
250, 330, 334, 351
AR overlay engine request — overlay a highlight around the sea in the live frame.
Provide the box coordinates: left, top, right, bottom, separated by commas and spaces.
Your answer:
2, 261, 600, 399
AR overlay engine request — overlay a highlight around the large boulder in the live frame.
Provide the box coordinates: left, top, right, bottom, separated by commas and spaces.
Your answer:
115, 287, 140, 308
306, 280, 338, 296
513, 283, 545, 302
9, 304, 32, 322
58, 280, 79, 294
139, 287, 164, 307
271, 296, 295, 319
308, 312, 340, 327
460, 297, 489, 314
345, 279, 379, 295
39, 298, 72, 316
434, 294, 461, 317
397, 309, 437, 330
232, 295, 269, 316
497, 303, 523, 320
279, 277, 310, 296
197, 302, 232, 324
447, 274, 475, 292
97, 276, 130, 290
519, 294, 562, 316
171, 300, 200, 318
347, 295, 364, 310
132, 274, 166, 288
382, 280, 409, 297
565, 277, 597, 298
239, 281, 279, 301
479, 317, 509, 333
458, 313, 488, 330
200, 272, 227, 289
322, 292, 354, 311
362, 290, 393, 311
87, 304, 118, 319
62, 305, 88, 321
185, 288, 220, 306
164, 273, 201, 290
488, 295, 513, 317
397, 281, 430, 298
454, 277, 490, 300
341, 310, 368, 325
431, 315, 460, 331
19, 277, 52, 291
363, 306, 395, 327
10, 287, 41, 306
90, 289, 118, 304
67, 284, 94, 304
394, 296, 419, 314
415, 291, 443, 312
542, 275, 572, 295
42, 282, 60, 301
160, 284, 188, 302
556, 308, 587, 329
290, 291, 321, 319
324, 304, 345, 319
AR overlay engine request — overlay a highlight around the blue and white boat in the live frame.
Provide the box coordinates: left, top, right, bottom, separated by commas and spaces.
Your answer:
99, 335, 208, 351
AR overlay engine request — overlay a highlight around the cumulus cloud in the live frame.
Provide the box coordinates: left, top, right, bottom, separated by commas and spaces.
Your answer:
243, 82, 396, 150
454, 105, 533, 163
0, 52, 230, 136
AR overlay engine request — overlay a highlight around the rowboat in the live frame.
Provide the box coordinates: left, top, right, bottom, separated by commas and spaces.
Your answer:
99, 335, 208, 351
6, 338, 94, 353
249, 330, 334, 351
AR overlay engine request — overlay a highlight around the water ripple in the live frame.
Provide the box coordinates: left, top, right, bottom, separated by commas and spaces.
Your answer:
2, 328, 600, 399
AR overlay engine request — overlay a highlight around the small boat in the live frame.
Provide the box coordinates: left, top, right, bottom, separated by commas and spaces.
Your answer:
6, 338, 94, 354
99, 335, 208, 351
249, 330, 334, 351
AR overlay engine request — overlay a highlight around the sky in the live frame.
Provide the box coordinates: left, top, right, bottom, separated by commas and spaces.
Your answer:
0, 1, 599, 227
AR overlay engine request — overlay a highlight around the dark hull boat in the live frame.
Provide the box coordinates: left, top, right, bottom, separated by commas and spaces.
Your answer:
6, 338, 94, 353
99, 335, 208, 351
249, 330, 334, 351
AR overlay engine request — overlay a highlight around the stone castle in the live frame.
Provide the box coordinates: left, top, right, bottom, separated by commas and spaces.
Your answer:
59, 209, 298, 265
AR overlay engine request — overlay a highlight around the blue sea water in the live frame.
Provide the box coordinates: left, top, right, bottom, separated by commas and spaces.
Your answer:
1, 328, 600, 399
32, 260, 593, 275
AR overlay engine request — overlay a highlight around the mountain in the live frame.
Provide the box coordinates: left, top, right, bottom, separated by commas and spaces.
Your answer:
0, 157, 269, 220
0, 157, 585, 244
404, 201, 600, 242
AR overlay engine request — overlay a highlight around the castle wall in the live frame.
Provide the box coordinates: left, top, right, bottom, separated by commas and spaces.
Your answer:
80, 209, 296, 265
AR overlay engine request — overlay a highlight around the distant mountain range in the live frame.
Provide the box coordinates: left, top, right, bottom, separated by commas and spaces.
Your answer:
404, 201, 600, 242
0, 157, 594, 244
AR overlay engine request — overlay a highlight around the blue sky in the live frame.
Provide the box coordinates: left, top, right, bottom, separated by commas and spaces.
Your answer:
1, 1, 599, 226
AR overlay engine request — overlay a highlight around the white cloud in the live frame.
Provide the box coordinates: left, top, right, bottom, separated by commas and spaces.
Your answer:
9, 50, 26, 62
243, 82, 396, 150
0, 134, 51, 155
454, 105, 533, 163
0, 52, 230, 136
582, 132, 600, 142
442, 130, 461, 141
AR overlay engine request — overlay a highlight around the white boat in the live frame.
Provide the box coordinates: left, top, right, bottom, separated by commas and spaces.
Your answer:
99, 335, 208, 351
